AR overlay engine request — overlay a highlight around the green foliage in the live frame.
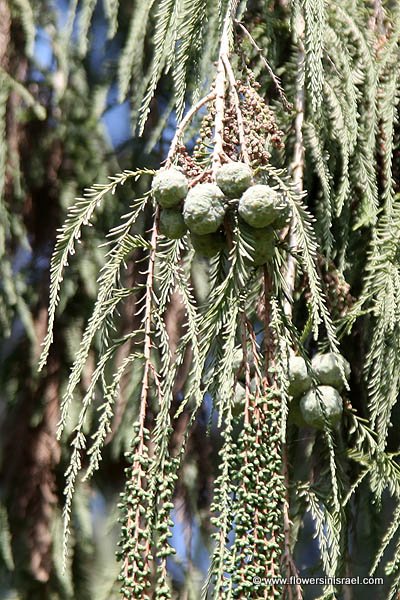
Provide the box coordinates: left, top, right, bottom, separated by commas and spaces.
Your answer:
38, 170, 154, 373
302, 0, 326, 113
10, 0, 35, 56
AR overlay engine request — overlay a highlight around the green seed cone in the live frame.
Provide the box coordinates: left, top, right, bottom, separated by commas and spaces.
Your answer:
299, 385, 343, 429
183, 183, 226, 234
288, 356, 312, 398
216, 162, 253, 198
238, 184, 288, 228
159, 208, 187, 239
312, 352, 350, 390
190, 231, 226, 257
151, 167, 188, 208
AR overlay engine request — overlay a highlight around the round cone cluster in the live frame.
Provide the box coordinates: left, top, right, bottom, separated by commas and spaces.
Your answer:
287, 353, 350, 429
151, 162, 291, 263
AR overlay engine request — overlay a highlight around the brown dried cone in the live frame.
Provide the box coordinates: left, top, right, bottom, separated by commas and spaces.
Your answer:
302, 257, 355, 318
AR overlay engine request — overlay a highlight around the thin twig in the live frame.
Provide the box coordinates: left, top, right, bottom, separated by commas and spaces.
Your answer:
284, 14, 305, 320
211, 0, 240, 176
222, 54, 251, 165
246, 317, 262, 396
139, 217, 158, 424
235, 19, 292, 112
165, 92, 216, 168
262, 266, 273, 388
241, 312, 251, 426
212, 25, 229, 176
371, 0, 385, 34
282, 444, 303, 600
123, 212, 159, 584
282, 14, 305, 600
